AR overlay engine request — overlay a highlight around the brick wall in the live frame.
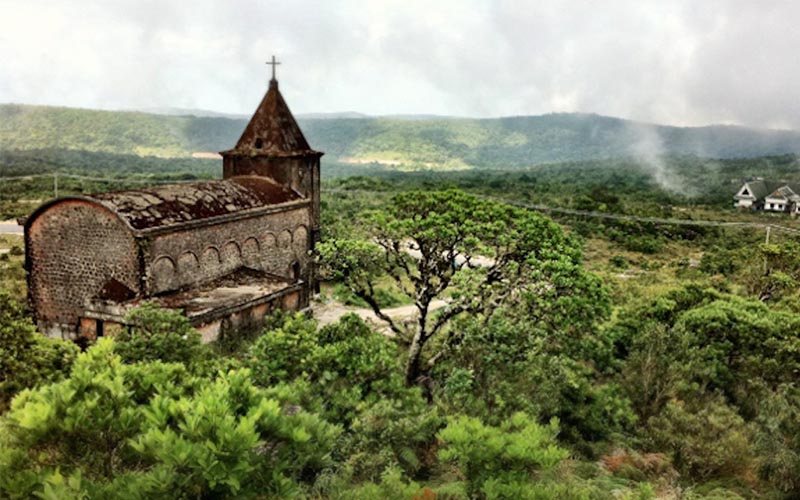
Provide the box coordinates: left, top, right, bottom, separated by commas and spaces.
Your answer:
144, 206, 312, 294
27, 200, 139, 337
223, 156, 313, 197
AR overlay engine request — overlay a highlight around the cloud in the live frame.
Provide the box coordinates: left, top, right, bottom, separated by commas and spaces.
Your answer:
1, 0, 798, 129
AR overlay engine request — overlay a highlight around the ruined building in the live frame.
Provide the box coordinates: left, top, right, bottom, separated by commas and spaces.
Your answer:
25, 70, 322, 341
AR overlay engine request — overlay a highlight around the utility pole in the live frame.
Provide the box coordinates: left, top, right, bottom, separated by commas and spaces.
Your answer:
764, 226, 771, 273
53, 172, 58, 198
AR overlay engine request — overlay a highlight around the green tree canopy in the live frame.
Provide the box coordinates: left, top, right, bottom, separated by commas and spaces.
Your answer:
318, 190, 607, 385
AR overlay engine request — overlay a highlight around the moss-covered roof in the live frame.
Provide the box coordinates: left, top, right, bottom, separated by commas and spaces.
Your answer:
90, 176, 301, 230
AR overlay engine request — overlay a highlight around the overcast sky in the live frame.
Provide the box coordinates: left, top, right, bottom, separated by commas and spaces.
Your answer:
1, 0, 798, 129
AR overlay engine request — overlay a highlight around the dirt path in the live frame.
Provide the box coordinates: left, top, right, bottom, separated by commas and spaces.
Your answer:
311, 298, 448, 332
0, 221, 23, 235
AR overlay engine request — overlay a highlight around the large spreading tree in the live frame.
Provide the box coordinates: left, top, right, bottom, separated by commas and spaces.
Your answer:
317, 190, 607, 386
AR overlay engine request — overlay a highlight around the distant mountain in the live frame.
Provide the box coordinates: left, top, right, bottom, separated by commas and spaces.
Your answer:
297, 111, 370, 120
3, 104, 800, 171
136, 107, 248, 119
375, 114, 456, 120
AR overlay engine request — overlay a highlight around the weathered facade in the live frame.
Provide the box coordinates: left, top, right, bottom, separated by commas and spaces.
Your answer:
25, 73, 322, 341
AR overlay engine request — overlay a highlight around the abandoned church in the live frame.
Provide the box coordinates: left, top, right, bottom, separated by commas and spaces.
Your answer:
24, 64, 322, 341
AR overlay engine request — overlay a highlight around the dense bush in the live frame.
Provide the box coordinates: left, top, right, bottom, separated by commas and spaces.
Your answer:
437, 413, 569, 499
0, 339, 338, 499
754, 384, 800, 495
645, 395, 755, 481
114, 303, 206, 368
436, 314, 634, 453
247, 313, 441, 481
0, 291, 78, 412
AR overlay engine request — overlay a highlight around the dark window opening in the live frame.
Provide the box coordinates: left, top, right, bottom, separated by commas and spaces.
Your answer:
99, 278, 135, 302
255, 138, 264, 149
742, 188, 749, 195
291, 261, 301, 280
96, 320, 104, 338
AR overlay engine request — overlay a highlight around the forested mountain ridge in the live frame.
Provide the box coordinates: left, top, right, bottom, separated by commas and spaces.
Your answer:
3, 103, 800, 169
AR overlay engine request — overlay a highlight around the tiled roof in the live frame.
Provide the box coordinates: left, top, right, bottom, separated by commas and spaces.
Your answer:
220, 80, 319, 157
90, 176, 301, 230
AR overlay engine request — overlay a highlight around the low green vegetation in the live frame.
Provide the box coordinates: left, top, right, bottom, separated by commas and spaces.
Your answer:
2, 185, 800, 498
3, 107, 800, 497
4, 104, 800, 168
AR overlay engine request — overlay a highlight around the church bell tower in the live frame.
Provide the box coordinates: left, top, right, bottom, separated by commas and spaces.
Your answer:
220, 56, 323, 268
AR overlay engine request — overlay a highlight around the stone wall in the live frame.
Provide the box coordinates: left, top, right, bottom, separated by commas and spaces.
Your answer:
223, 156, 313, 197
194, 289, 302, 343
144, 206, 312, 295
26, 200, 139, 338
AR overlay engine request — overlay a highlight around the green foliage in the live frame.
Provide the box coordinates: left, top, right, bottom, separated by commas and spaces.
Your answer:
699, 246, 744, 276
247, 312, 321, 387
248, 313, 442, 480
5, 104, 800, 173
743, 241, 800, 301
676, 297, 800, 412
754, 384, 800, 495
115, 303, 206, 369
317, 466, 460, 500
320, 189, 605, 387
0, 338, 339, 499
438, 413, 569, 499
609, 254, 628, 269
608, 285, 800, 489
343, 396, 442, 480
331, 281, 409, 308
129, 368, 338, 498
435, 315, 634, 451
0, 291, 78, 412
618, 324, 683, 422
646, 396, 755, 482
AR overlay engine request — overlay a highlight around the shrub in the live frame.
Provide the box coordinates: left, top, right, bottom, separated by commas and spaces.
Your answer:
609, 255, 628, 269
249, 313, 441, 480
0, 291, 78, 411
754, 384, 800, 495
0, 338, 339, 498
114, 302, 205, 368
437, 413, 569, 499
646, 396, 755, 481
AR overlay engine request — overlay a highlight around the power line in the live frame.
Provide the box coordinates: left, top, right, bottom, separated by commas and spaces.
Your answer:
324, 188, 800, 236
2, 177, 798, 236
480, 195, 800, 236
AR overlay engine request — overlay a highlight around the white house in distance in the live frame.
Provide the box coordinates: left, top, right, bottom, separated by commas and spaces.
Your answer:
734, 179, 800, 214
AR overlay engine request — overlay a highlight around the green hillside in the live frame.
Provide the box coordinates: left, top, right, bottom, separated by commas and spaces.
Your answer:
3, 104, 800, 170
0, 104, 240, 156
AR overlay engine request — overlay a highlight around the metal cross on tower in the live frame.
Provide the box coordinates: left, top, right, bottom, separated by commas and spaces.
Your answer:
266, 55, 281, 81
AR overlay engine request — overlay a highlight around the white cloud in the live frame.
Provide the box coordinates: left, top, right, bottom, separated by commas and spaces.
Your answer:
0, 0, 798, 129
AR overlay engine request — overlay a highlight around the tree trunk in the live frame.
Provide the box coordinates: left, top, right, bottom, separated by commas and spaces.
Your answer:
405, 332, 424, 386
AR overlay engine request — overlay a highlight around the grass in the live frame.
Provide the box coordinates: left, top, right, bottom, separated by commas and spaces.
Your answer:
0, 234, 26, 300
325, 278, 412, 309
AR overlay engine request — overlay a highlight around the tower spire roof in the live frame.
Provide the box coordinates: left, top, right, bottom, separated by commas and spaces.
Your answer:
221, 59, 319, 157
